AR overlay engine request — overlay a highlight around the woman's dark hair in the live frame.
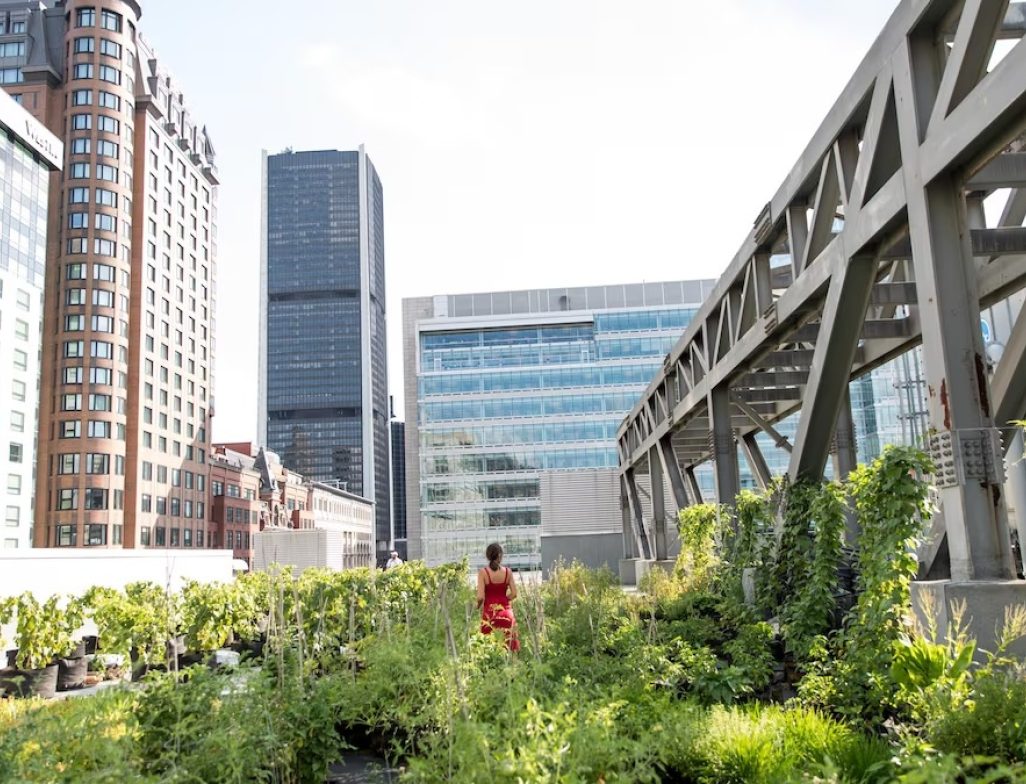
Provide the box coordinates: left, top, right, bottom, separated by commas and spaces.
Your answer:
485, 542, 503, 571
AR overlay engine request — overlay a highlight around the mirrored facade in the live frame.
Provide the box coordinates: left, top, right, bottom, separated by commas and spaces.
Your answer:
259, 147, 391, 560
403, 282, 716, 570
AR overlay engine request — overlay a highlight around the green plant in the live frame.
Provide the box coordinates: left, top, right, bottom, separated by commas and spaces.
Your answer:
0, 595, 14, 652
798, 445, 935, 724
14, 593, 67, 670
782, 480, 846, 661
677, 503, 729, 586
180, 579, 262, 652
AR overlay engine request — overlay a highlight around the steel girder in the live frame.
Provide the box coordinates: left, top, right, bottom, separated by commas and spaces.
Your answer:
618, 0, 1026, 579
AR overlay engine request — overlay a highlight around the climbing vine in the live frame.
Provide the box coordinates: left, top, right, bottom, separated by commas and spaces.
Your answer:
781, 480, 847, 660
798, 445, 935, 722
676, 503, 729, 587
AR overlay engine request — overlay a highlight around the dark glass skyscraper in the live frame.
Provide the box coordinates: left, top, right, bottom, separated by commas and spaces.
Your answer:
258, 147, 390, 560
390, 419, 407, 559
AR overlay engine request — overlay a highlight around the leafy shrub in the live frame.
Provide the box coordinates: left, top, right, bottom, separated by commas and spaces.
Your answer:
0, 688, 146, 783
925, 667, 1026, 762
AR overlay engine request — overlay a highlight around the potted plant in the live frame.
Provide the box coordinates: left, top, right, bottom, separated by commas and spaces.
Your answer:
0, 596, 14, 697
85, 584, 170, 680
2, 593, 63, 698
182, 580, 234, 661
55, 596, 88, 691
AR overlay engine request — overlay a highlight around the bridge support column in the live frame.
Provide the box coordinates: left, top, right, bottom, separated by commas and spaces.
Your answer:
648, 447, 669, 562
685, 466, 703, 505
658, 435, 690, 510
619, 475, 636, 560
790, 255, 877, 483
739, 432, 771, 490
896, 37, 1015, 581
624, 468, 652, 561
832, 389, 858, 482
709, 385, 740, 514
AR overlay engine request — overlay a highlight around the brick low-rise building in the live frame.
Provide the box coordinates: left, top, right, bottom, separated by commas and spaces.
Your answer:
208, 443, 261, 565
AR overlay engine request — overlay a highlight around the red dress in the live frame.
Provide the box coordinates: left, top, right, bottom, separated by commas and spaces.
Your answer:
480, 566, 520, 651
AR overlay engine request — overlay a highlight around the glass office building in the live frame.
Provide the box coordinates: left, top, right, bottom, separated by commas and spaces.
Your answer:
0, 88, 61, 563
403, 281, 716, 570
259, 147, 391, 560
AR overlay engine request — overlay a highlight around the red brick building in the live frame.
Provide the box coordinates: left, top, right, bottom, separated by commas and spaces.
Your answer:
208, 443, 261, 565
209, 442, 312, 567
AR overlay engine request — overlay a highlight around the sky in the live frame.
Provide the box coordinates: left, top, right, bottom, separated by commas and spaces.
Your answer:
141, 0, 901, 442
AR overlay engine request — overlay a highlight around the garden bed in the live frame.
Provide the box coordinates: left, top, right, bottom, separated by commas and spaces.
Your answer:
1, 448, 1025, 782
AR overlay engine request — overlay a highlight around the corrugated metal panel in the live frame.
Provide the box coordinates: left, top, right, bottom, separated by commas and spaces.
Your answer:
540, 469, 621, 536
253, 530, 344, 575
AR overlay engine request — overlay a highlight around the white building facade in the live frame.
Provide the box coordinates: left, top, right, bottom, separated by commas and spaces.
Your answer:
308, 482, 374, 569
0, 88, 62, 562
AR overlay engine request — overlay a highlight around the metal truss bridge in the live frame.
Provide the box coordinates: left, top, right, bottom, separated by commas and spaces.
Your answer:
618, 0, 1026, 584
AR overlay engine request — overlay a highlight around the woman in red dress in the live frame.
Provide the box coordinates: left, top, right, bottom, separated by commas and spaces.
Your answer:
476, 542, 520, 652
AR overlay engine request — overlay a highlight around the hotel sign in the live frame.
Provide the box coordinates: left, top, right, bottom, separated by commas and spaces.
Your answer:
0, 89, 63, 170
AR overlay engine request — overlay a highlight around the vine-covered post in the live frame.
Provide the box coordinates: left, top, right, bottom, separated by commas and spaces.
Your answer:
709, 385, 740, 532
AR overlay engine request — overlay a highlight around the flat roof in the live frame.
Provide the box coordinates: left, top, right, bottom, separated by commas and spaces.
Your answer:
309, 481, 374, 506
0, 88, 62, 170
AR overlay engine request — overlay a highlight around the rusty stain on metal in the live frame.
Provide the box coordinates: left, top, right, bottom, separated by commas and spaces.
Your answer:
974, 353, 991, 418
940, 379, 951, 431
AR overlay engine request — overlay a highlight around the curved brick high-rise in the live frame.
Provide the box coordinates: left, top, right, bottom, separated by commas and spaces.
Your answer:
1, 0, 217, 549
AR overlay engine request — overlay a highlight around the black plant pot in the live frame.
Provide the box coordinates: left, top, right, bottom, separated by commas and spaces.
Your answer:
130, 647, 167, 681
230, 636, 266, 660
177, 651, 205, 669
83, 635, 99, 655
130, 659, 166, 682
0, 664, 59, 699
69, 640, 87, 659
5, 648, 17, 668
57, 657, 88, 691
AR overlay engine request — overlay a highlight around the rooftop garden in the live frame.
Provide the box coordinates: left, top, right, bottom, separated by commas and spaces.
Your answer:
2, 446, 1026, 782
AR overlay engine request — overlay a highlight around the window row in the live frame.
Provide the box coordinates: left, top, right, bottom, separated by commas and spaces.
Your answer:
63, 314, 124, 334
72, 36, 122, 59
61, 366, 118, 386
55, 523, 124, 547
139, 495, 205, 519
60, 393, 123, 413
421, 420, 620, 450
70, 88, 122, 110
140, 462, 206, 491
422, 447, 619, 476
418, 363, 659, 397
68, 161, 119, 182
68, 186, 124, 209
68, 213, 120, 235
63, 339, 122, 360
224, 506, 257, 525
55, 487, 124, 511
58, 419, 121, 439
76, 8, 122, 33
141, 430, 207, 463
70, 113, 119, 134
55, 453, 124, 475
71, 63, 122, 84
139, 526, 205, 548
65, 262, 129, 284
66, 238, 120, 257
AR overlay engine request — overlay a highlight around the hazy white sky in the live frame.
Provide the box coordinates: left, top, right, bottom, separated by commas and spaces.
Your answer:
142, 0, 899, 442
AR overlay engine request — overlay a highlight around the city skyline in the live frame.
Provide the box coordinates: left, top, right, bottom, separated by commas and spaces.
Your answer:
134, 0, 899, 441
